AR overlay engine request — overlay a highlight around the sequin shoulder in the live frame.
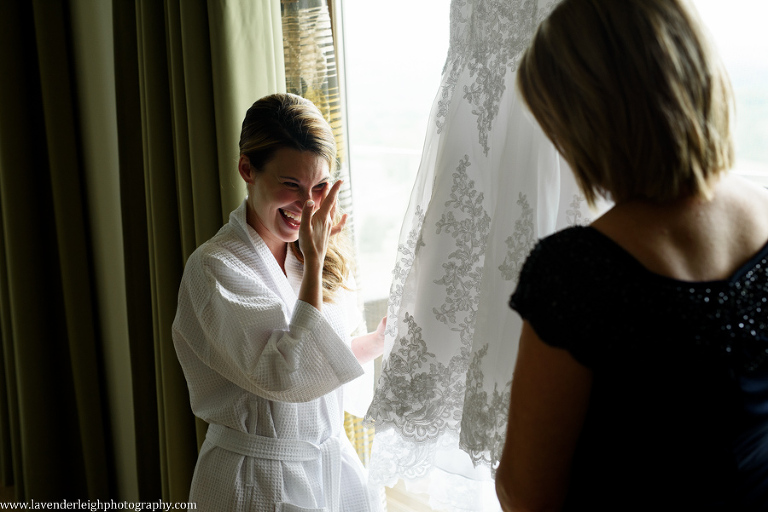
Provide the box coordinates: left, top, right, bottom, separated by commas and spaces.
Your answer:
509, 226, 768, 372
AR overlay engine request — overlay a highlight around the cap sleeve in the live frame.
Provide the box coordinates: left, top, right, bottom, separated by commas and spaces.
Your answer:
509, 227, 601, 368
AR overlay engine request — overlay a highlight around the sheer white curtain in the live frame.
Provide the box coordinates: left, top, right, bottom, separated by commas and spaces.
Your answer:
364, 1, 607, 510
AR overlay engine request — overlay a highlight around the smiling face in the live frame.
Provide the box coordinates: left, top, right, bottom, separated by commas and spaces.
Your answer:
240, 147, 331, 260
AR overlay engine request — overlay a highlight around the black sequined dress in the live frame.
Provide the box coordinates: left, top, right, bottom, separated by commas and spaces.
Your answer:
509, 226, 768, 511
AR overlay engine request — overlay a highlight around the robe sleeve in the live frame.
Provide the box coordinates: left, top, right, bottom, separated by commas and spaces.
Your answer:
172, 248, 364, 403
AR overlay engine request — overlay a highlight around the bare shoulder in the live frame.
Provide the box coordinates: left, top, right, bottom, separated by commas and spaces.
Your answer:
720, 175, 768, 244
728, 174, 768, 214
587, 174, 768, 281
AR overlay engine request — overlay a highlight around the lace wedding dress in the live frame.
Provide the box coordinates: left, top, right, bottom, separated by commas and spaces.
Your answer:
364, 0, 606, 510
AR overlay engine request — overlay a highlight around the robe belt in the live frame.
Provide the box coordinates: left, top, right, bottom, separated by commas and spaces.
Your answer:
206, 423, 342, 511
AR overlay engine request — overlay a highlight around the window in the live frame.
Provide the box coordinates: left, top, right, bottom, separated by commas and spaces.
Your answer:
692, 0, 768, 187
343, 0, 450, 303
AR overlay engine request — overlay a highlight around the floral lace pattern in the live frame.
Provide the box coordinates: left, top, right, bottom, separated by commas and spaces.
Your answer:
566, 194, 589, 226
367, 157, 490, 441
460, 344, 512, 472
437, 0, 539, 154
498, 193, 535, 281
368, 313, 465, 440
368, 429, 439, 486
433, 156, 491, 344
385, 206, 426, 338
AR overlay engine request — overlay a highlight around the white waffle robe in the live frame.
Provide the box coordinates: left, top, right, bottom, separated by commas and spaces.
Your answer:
172, 200, 377, 511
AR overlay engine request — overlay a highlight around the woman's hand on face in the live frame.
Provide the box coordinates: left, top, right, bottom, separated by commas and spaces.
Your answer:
299, 180, 347, 268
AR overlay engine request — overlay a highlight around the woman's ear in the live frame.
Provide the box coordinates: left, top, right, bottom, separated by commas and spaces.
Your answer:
238, 155, 255, 184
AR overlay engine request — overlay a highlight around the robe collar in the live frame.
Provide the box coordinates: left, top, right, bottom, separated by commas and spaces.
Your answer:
228, 199, 302, 313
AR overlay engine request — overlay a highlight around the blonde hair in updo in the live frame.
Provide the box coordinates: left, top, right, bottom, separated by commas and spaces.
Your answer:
239, 93, 354, 303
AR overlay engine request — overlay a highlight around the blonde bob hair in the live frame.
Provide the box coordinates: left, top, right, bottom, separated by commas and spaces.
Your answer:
239, 93, 353, 303
517, 0, 734, 206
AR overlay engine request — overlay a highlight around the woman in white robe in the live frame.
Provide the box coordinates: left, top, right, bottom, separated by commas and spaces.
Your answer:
173, 93, 384, 511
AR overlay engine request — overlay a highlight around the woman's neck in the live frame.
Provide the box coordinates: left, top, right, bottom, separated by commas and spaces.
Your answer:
246, 204, 288, 273
591, 174, 768, 282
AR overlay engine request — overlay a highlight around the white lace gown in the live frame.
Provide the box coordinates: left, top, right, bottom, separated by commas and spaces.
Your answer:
364, 1, 606, 510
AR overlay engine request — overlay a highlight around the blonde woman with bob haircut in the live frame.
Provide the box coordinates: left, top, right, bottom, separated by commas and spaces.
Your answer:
172, 93, 384, 511
497, 0, 768, 510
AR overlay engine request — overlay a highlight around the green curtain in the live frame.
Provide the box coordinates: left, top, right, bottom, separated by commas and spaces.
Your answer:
0, 0, 111, 500
0, 0, 284, 502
